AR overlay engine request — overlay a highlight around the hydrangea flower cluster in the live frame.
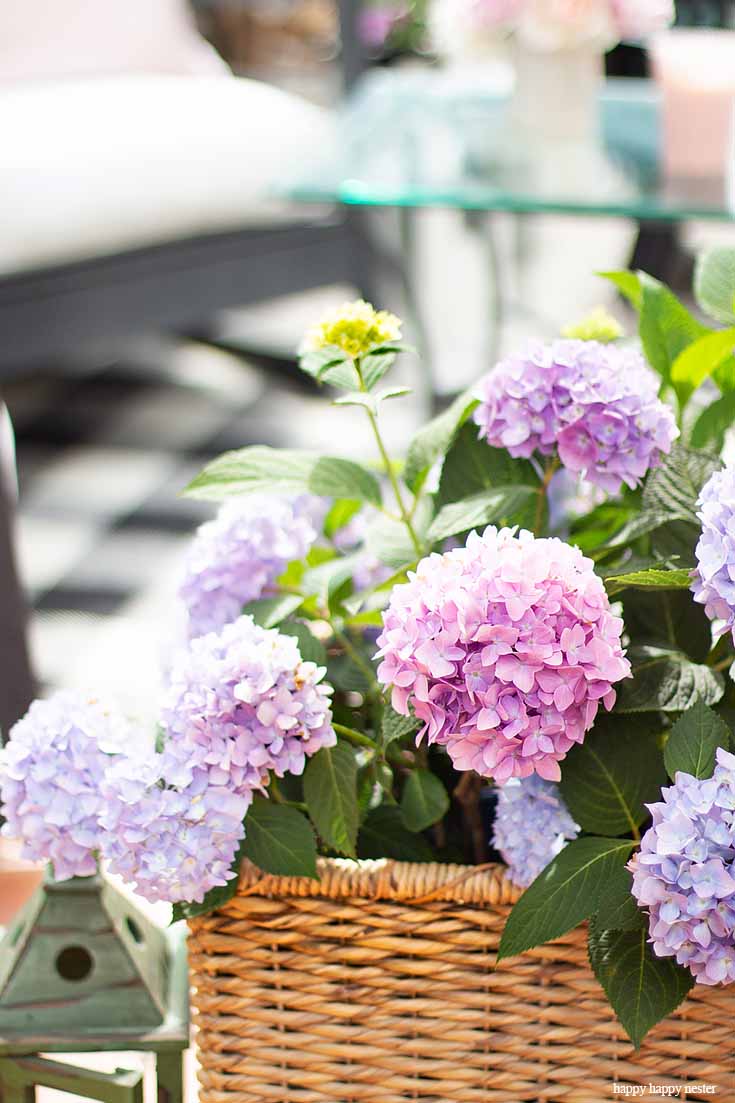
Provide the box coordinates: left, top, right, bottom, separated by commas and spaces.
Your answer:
629, 748, 735, 987
179, 494, 318, 639
0, 691, 134, 880
100, 750, 250, 904
162, 615, 336, 788
376, 526, 630, 782
492, 774, 579, 887
474, 339, 678, 495
691, 464, 735, 647
302, 299, 402, 360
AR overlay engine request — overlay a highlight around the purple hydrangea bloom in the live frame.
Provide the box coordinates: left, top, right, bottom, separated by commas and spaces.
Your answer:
162, 615, 336, 789
376, 527, 630, 783
100, 748, 249, 904
629, 747, 735, 986
692, 464, 735, 645
474, 339, 678, 494
179, 495, 318, 639
492, 774, 579, 887
0, 691, 134, 880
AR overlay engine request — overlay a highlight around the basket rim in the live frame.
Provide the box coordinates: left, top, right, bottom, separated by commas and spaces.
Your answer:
231, 857, 523, 907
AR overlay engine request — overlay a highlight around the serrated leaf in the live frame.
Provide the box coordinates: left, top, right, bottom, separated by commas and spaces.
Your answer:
603, 567, 692, 597
400, 769, 449, 832
559, 717, 667, 837
616, 647, 724, 714
304, 743, 359, 857
427, 485, 537, 544
279, 620, 327, 665
588, 924, 695, 1048
184, 447, 382, 506
403, 390, 479, 494
695, 247, 735, 326
604, 509, 674, 550
670, 327, 735, 405
242, 593, 303, 628
643, 444, 719, 526
381, 705, 420, 748
171, 837, 247, 921
357, 804, 434, 861
498, 837, 635, 961
664, 699, 731, 781
241, 797, 318, 878
595, 864, 646, 932
436, 424, 537, 510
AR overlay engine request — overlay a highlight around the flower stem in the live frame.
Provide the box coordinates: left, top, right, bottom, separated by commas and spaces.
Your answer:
534, 458, 559, 538
354, 358, 424, 558
333, 722, 380, 752
331, 623, 382, 698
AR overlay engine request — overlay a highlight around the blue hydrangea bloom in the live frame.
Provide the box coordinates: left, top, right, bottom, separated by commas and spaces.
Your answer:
491, 773, 579, 887
692, 464, 735, 645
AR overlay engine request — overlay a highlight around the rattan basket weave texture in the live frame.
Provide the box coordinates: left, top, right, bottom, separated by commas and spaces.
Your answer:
188, 858, 734, 1103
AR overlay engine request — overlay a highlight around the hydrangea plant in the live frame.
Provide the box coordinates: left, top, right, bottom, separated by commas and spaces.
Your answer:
4, 246, 735, 1048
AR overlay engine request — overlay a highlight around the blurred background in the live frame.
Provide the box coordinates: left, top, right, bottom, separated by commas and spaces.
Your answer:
2, 0, 735, 736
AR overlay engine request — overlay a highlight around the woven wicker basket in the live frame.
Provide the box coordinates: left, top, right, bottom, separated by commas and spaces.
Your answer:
188, 858, 734, 1103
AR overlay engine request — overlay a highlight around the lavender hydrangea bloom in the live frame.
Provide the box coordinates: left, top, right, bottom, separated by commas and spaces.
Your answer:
492, 775, 579, 887
692, 464, 735, 645
629, 748, 735, 987
179, 495, 318, 639
100, 749, 250, 904
376, 527, 630, 783
0, 691, 134, 880
474, 340, 678, 494
162, 615, 336, 789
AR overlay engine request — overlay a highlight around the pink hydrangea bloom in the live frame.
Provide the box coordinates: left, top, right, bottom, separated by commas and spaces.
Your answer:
376, 527, 630, 782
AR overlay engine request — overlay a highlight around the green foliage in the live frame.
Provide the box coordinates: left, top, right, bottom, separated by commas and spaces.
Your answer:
603, 567, 692, 597
184, 446, 382, 506
427, 486, 537, 544
498, 838, 634, 961
588, 924, 695, 1048
358, 805, 434, 862
436, 423, 537, 509
241, 797, 318, 879
381, 706, 420, 749
695, 246, 735, 325
278, 620, 327, 665
242, 594, 303, 628
304, 744, 359, 857
594, 864, 646, 933
671, 328, 735, 406
400, 770, 449, 832
663, 699, 731, 781
403, 389, 479, 494
559, 717, 667, 837
616, 647, 724, 714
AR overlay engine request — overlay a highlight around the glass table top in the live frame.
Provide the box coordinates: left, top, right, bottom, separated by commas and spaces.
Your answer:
284, 68, 735, 222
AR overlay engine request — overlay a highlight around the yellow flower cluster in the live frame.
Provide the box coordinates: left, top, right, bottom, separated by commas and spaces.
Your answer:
562, 306, 624, 344
304, 299, 402, 359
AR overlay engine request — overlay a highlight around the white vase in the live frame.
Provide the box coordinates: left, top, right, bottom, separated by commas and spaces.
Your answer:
512, 42, 604, 149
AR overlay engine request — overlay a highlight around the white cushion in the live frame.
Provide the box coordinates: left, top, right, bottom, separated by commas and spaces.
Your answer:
0, 76, 333, 275
0, 0, 226, 83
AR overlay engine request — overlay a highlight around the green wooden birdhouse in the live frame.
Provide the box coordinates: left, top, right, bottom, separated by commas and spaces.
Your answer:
0, 874, 171, 1036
